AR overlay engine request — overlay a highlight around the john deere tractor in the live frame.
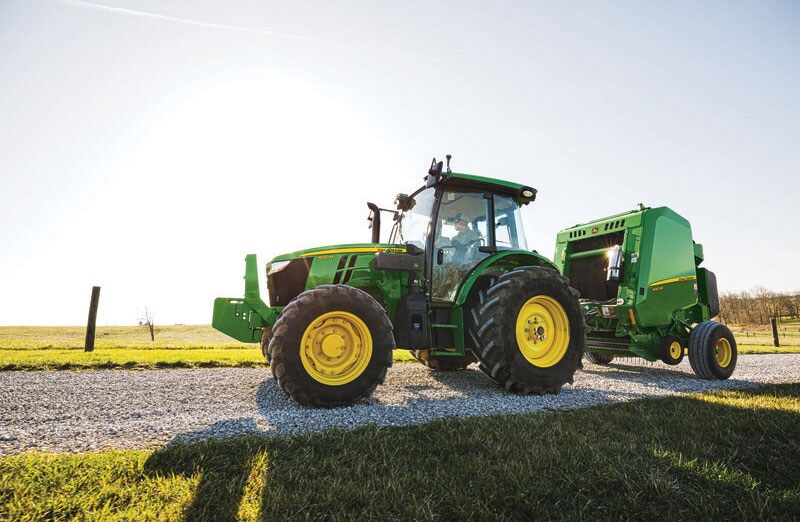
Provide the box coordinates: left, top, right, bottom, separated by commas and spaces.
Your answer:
213, 156, 587, 406
212, 157, 737, 407
555, 206, 737, 379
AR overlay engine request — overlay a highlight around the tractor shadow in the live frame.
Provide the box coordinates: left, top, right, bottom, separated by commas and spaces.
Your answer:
141, 384, 800, 521
143, 418, 267, 521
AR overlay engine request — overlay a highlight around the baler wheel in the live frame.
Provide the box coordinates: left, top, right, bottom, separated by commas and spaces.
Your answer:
688, 321, 737, 380
585, 350, 614, 365
268, 284, 394, 407
409, 349, 477, 371
470, 267, 585, 394
659, 335, 685, 366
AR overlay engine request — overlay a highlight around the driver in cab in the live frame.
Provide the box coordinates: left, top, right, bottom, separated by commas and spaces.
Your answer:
451, 213, 480, 263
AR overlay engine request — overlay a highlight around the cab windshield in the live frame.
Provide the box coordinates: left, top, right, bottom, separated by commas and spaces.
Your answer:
389, 188, 435, 249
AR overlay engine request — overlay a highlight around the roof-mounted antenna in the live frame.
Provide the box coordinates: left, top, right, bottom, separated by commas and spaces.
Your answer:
446, 154, 452, 174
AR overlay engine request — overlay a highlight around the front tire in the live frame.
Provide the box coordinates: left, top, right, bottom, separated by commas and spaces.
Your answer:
268, 285, 394, 407
471, 267, 585, 394
688, 321, 737, 380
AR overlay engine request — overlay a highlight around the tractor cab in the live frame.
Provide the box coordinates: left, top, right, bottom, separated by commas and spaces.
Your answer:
376, 156, 537, 303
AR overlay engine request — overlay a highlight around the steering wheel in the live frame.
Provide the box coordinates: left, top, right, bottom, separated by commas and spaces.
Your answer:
451, 239, 482, 264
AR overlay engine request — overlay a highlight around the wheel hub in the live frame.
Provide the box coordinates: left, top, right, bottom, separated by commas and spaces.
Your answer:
321, 335, 346, 357
300, 312, 372, 385
515, 295, 570, 368
715, 337, 732, 368
669, 341, 682, 359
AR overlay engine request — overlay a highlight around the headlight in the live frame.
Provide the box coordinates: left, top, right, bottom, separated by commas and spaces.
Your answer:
267, 260, 291, 275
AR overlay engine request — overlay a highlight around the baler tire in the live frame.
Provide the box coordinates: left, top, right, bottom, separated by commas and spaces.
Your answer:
659, 334, 685, 366
409, 349, 477, 371
268, 284, 394, 407
471, 267, 585, 394
688, 321, 737, 380
585, 350, 615, 365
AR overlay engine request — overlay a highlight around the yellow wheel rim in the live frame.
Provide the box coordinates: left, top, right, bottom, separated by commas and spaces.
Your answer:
300, 311, 373, 385
515, 295, 570, 368
716, 337, 732, 368
669, 341, 682, 360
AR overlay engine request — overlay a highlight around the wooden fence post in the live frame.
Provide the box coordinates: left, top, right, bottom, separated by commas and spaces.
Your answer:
771, 317, 780, 348
85, 286, 101, 352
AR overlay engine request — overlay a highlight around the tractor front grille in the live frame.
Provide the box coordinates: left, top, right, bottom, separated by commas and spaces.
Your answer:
267, 258, 312, 306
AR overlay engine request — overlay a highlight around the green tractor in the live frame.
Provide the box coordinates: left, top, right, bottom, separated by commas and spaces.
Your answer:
213, 156, 587, 406
554, 206, 737, 379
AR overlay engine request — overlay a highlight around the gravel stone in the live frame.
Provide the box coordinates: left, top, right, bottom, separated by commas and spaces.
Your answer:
1, 354, 798, 455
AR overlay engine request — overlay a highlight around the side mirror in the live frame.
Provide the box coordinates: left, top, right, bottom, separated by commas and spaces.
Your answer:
425, 158, 444, 188
437, 248, 444, 265
395, 194, 416, 212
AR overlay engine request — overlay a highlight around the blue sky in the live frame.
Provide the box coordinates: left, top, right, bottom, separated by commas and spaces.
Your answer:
1, 0, 798, 325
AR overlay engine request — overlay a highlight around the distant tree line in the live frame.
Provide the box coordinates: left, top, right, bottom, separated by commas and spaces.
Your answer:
719, 288, 800, 325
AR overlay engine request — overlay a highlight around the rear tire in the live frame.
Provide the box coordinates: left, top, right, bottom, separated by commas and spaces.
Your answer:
688, 321, 736, 380
470, 267, 585, 394
268, 285, 394, 407
260, 327, 273, 363
585, 350, 614, 365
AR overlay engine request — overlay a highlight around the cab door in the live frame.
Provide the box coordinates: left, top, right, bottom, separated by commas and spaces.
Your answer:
430, 190, 492, 302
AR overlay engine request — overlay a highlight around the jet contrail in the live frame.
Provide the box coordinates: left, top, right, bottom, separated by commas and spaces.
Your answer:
58, 0, 318, 42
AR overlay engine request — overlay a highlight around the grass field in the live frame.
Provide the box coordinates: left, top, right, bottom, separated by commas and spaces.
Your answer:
729, 318, 800, 353
0, 322, 797, 371
1, 383, 798, 520
0, 325, 415, 370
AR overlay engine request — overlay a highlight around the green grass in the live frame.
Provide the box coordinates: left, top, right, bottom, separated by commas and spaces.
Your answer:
0, 347, 267, 371
0, 347, 415, 371
738, 345, 800, 354
0, 325, 415, 370
2, 384, 799, 521
0, 322, 796, 371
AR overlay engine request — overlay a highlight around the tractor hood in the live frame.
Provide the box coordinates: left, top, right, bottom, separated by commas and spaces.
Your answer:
265, 243, 408, 308
269, 243, 408, 264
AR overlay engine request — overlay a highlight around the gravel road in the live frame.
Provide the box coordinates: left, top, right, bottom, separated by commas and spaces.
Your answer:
1, 354, 798, 455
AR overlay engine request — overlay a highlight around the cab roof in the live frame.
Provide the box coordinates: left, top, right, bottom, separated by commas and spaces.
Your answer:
433, 171, 537, 205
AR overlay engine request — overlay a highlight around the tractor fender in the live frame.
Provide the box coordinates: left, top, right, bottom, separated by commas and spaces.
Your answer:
453, 250, 559, 307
